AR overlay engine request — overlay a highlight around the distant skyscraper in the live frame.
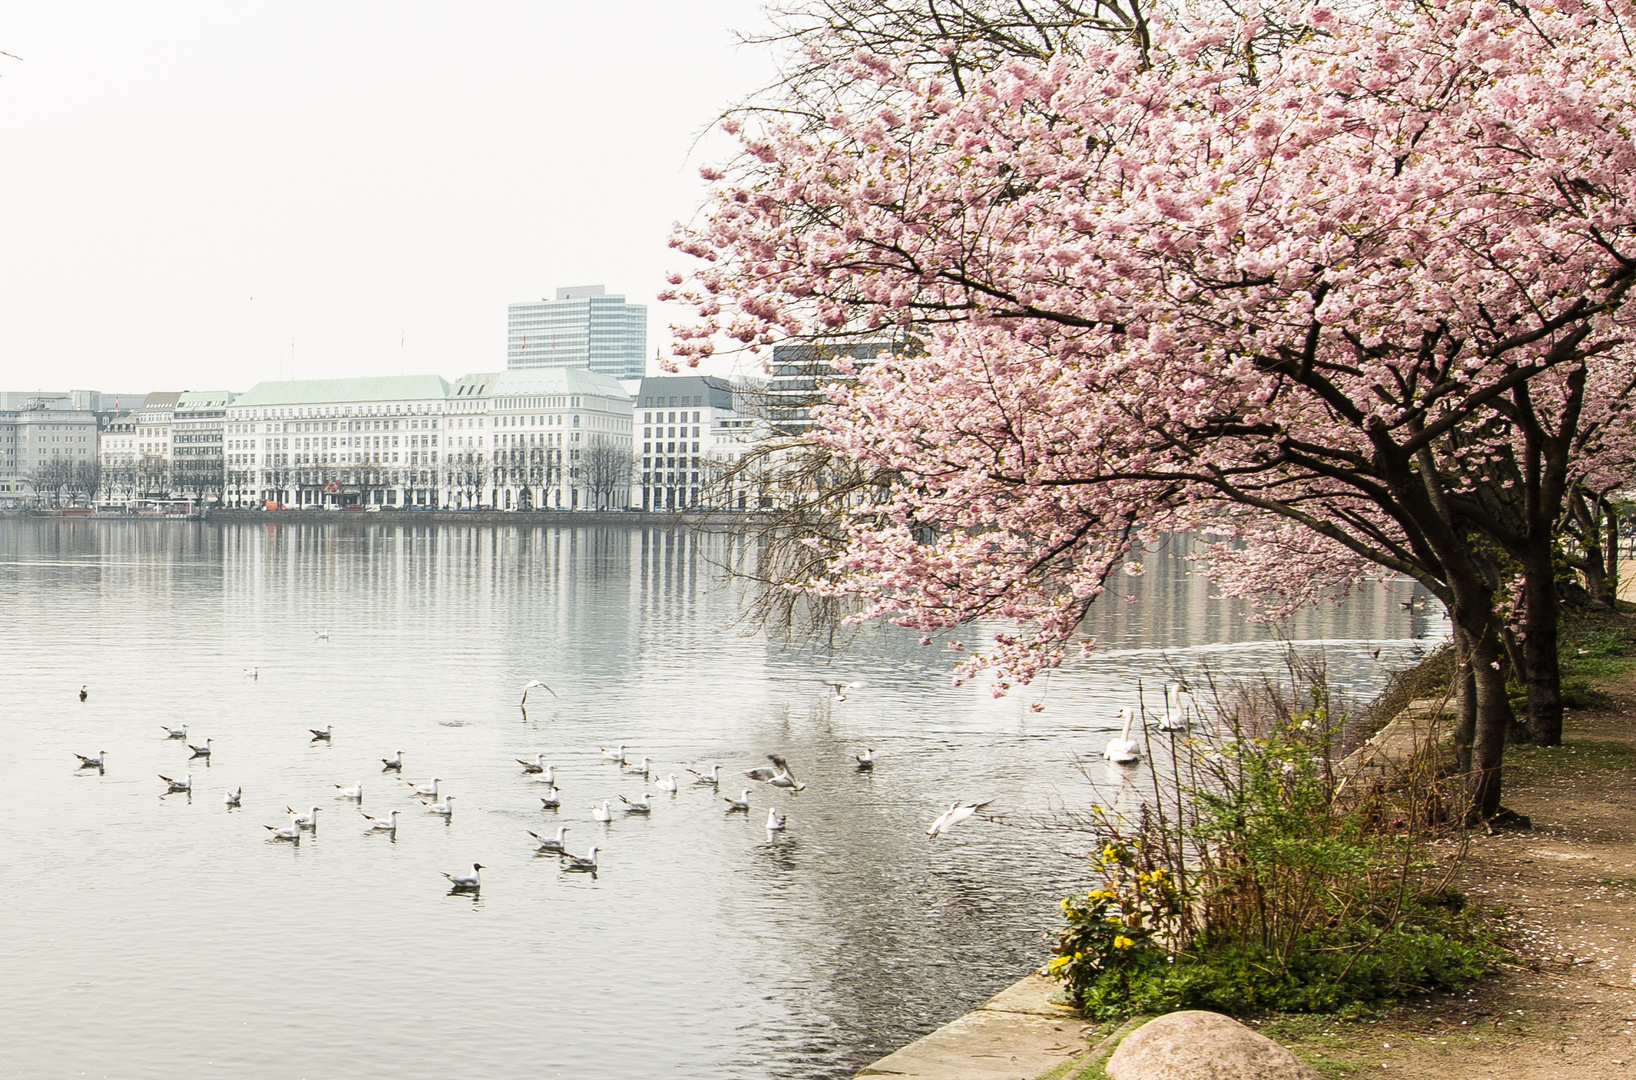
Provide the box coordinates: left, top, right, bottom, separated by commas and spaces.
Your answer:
507, 285, 647, 379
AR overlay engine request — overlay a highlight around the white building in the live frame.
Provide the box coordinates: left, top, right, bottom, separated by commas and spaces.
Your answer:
450, 367, 635, 510
171, 390, 235, 501
634, 375, 764, 510
506, 285, 647, 380
0, 399, 99, 506
97, 411, 139, 503
226, 375, 452, 508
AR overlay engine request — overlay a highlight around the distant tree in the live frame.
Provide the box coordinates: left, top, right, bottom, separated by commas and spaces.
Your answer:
580, 436, 635, 510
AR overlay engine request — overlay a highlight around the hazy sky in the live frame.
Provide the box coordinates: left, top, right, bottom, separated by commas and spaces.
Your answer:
0, 2, 777, 394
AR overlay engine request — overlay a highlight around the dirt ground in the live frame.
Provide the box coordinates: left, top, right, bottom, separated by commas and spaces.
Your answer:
1252, 669, 1636, 1078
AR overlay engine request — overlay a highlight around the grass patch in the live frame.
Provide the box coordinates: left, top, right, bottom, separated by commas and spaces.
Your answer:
1504, 739, 1636, 782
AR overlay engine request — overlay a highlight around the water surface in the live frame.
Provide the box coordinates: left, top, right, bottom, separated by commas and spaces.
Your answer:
0, 520, 1444, 1079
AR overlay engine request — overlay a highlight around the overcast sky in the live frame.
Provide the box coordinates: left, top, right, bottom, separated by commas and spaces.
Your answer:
0, 2, 776, 394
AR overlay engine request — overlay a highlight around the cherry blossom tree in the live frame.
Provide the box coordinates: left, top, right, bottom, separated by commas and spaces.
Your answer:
670, 0, 1636, 821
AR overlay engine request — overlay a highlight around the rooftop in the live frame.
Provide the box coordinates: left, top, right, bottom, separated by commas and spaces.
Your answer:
232, 375, 452, 407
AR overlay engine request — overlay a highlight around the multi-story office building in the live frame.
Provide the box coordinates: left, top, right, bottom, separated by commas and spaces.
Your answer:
506, 285, 647, 379
134, 392, 181, 496
98, 411, 139, 502
226, 375, 452, 508
0, 399, 99, 506
451, 367, 634, 510
633, 375, 765, 511
171, 391, 236, 499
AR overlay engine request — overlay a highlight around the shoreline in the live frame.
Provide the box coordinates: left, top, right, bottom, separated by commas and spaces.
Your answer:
0, 508, 762, 529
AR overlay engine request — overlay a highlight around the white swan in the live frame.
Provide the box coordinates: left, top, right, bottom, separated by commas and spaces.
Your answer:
1158, 684, 1193, 732
1103, 708, 1141, 764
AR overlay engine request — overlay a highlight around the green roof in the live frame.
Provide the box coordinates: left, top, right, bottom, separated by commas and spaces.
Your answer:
232, 375, 451, 407
491, 367, 632, 400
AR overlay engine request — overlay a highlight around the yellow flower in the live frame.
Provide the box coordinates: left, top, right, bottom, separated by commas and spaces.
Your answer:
1105, 916, 1123, 926
1102, 845, 1119, 861
1113, 936, 1134, 950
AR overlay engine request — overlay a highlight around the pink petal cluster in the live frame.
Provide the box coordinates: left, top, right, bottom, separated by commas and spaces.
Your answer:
671, 0, 1636, 690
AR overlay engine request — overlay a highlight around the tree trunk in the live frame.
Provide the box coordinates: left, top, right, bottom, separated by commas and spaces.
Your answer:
1452, 626, 1477, 776
1450, 586, 1511, 825
1607, 500, 1622, 607
1520, 538, 1564, 747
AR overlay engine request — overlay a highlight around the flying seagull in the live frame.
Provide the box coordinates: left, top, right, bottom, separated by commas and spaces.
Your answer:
520, 680, 557, 706
746, 754, 806, 793
926, 799, 994, 840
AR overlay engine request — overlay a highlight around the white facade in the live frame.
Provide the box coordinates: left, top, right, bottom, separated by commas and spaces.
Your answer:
634, 376, 764, 510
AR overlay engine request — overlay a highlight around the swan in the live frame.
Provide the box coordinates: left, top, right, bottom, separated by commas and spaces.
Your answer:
1158, 685, 1192, 733
1103, 708, 1141, 764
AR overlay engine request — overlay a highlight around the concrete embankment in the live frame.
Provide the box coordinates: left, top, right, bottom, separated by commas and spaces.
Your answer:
2, 509, 761, 530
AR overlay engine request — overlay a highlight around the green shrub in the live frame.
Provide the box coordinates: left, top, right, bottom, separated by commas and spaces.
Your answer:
1049, 689, 1502, 1019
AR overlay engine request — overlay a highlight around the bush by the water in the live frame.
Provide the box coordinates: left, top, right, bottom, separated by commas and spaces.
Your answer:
1049, 687, 1503, 1019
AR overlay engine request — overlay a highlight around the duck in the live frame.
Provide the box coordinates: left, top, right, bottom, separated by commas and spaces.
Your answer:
224, 787, 242, 808
529, 826, 569, 853
619, 793, 654, 815
442, 863, 482, 891
74, 750, 106, 770
160, 772, 191, 794
724, 789, 751, 813
1104, 708, 1141, 764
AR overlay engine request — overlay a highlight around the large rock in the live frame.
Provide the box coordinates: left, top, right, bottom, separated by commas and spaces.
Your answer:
1105, 1011, 1319, 1080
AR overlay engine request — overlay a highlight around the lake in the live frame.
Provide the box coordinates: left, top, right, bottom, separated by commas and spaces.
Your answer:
0, 518, 1445, 1079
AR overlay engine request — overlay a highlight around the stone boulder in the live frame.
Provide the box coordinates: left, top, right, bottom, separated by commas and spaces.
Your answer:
1105, 1011, 1319, 1080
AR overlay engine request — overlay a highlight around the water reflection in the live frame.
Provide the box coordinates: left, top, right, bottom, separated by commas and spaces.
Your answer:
0, 519, 1442, 1080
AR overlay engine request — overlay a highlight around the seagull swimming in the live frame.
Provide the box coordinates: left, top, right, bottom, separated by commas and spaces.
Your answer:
407, 778, 439, 798
423, 795, 455, 817
224, 787, 242, 808
766, 807, 787, 832
517, 753, 545, 774
599, 745, 627, 765
539, 786, 562, 810
623, 756, 652, 777
160, 772, 191, 794
561, 847, 599, 873
313, 629, 329, 641
74, 750, 106, 770
724, 789, 751, 813
381, 750, 403, 772
188, 738, 213, 759
243, 666, 259, 679
590, 801, 612, 822
335, 780, 363, 801
746, 754, 806, 793
285, 805, 320, 831
1103, 708, 1141, 764
656, 773, 678, 793
926, 799, 994, 840
855, 748, 875, 770
529, 826, 569, 853
520, 680, 557, 706
619, 793, 654, 815
161, 724, 187, 740
78, 684, 88, 702
530, 765, 558, 786
309, 727, 332, 742
265, 815, 301, 843
442, 863, 482, 891
363, 810, 399, 834
688, 765, 720, 786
